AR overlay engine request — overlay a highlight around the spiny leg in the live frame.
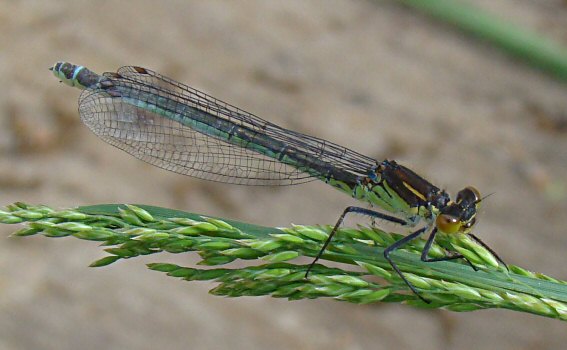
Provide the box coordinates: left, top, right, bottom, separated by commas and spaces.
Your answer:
421, 228, 478, 271
305, 206, 407, 277
383, 227, 430, 303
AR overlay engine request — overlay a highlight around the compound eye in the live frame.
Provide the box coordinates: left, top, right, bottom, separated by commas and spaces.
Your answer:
436, 214, 461, 234
457, 186, 481, 203
467, 186, 481, 199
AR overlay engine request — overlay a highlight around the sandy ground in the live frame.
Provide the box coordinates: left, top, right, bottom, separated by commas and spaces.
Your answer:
1, 1, 566, 349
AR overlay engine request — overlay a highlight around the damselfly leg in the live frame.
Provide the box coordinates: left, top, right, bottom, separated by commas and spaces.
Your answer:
305, 206, 407, 277
306, 206, 488, 303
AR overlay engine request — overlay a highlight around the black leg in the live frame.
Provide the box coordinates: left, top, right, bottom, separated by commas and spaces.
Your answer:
469, 233, 508, 271
421, 228, 478, 271
305, 206, 407, 278
384, 227, 430, 303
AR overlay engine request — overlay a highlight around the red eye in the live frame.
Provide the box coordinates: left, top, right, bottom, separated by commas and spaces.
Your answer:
436, 214, 461, 234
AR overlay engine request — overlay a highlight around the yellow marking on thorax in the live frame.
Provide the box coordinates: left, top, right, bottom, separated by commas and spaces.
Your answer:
402, 181, 427, 201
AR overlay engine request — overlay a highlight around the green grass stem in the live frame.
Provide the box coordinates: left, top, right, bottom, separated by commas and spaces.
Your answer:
398, 0, 567, 80
2, 202, 566, 320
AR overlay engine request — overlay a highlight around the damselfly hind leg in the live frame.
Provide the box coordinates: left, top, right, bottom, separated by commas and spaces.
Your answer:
305, 206, 407, 277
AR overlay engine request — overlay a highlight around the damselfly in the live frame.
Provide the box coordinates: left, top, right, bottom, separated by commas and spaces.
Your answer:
51, 61, 506, 303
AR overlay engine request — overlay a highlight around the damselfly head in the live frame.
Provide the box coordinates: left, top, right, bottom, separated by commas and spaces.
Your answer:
436, 186, 481, 234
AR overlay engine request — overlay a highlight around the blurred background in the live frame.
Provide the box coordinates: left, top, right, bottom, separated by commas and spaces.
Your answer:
1, 1, 566, 349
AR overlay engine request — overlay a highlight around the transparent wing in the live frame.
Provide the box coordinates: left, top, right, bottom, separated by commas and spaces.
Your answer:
77, 66, 376, 185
